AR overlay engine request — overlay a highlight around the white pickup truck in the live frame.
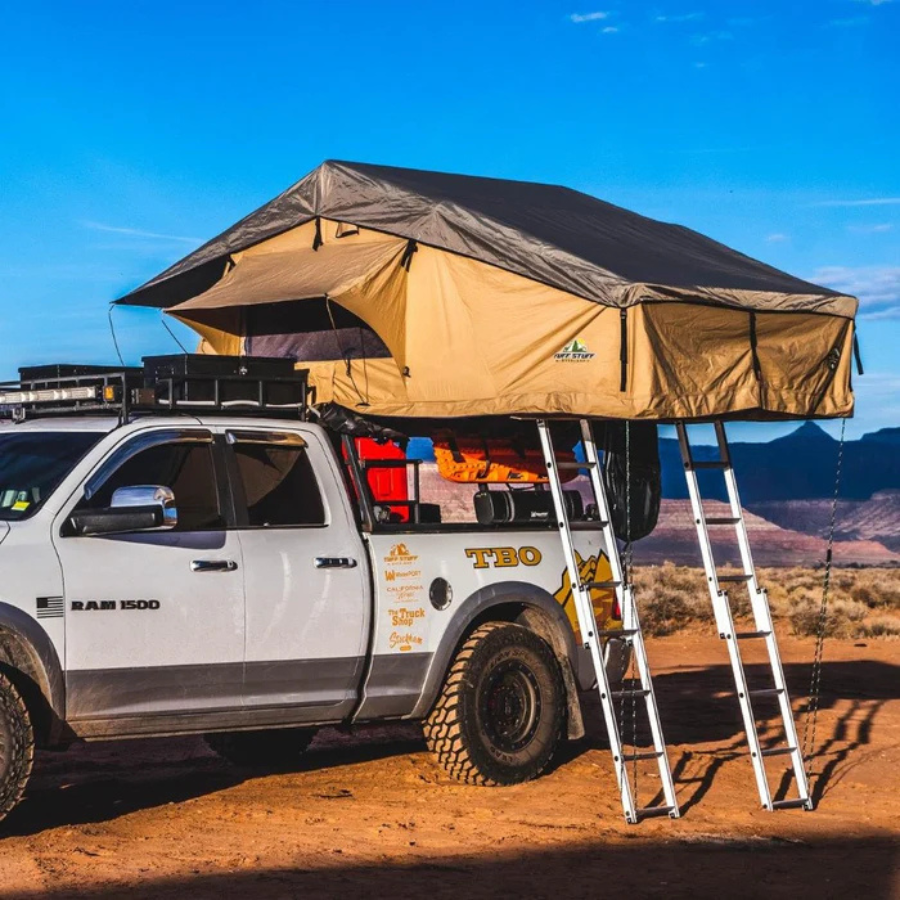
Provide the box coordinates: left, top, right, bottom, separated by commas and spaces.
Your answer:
0, 403, 626, 823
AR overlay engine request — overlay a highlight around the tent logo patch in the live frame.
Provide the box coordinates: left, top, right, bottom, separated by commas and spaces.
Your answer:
554, 338, 595, 362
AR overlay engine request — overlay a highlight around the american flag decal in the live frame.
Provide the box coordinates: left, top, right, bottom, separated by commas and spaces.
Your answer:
36, 596, 64, 619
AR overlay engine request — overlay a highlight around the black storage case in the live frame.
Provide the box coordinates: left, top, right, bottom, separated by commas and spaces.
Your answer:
142, 354, 303, 406
474, 487, 584, 526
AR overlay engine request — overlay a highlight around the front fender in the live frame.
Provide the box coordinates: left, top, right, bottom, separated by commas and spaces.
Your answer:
0, 602, 66, 745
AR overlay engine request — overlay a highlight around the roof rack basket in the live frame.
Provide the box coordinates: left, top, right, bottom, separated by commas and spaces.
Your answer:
0, 355, 312, 422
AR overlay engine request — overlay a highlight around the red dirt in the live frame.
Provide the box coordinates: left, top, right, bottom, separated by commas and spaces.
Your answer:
0, 631, 897, 899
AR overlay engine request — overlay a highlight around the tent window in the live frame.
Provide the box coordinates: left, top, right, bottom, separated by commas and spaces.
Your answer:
245, 299, 392, 362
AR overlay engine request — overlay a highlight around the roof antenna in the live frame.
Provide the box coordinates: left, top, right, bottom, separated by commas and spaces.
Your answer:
107, 303, 125, 366
161, 312, 189, 354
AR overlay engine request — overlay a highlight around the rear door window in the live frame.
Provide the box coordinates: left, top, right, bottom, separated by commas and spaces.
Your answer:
230, 434, 326, 527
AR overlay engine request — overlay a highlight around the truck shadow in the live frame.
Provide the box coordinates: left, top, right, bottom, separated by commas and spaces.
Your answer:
10, 835, 899, 900
2, 731, 425, 838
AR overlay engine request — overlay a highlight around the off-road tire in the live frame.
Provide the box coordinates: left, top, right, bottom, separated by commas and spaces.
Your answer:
205, 727, 315, 769
0, 671, 35, 824
424, 622, 566, 786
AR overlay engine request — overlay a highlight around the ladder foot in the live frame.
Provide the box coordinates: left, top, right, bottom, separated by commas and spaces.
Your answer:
770, 798, 811, 811
635, 805, 678, 821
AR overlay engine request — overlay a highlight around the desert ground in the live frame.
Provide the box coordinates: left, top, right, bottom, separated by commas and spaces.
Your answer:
1, 616, 897, 900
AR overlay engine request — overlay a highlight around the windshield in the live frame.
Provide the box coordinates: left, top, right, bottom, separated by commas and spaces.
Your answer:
0, 432, 104, 521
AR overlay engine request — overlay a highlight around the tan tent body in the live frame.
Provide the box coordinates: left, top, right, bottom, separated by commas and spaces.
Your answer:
118, 161, 857, 422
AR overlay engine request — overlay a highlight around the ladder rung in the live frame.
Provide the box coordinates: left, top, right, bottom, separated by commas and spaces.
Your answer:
719, 574, 753, 583
735, 630, 772, 640
688, 460, 729, 470
771, 798, 809, 811
583, 580, 621, 590
595, 628, 637, 639
705, 516, 741, 525
555, 460, 596, 469
762, 746, 797, 757
611, 689, 651, 699
635, 805, 676, 820
749, 688, 784, 698
622, 751, 664, 762
568, 520, 610, 531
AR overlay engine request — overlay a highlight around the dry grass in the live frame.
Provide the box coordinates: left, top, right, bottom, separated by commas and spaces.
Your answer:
633, 564, 900, 639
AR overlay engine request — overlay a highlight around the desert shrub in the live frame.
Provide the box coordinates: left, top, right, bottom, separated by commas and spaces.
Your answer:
638, 590, 694, 637
850, 583, 880, 608
789, 596, 869, 638
631, 565, 900, 639
854, 573, 900, 610
835, 572, 856, 591
634, 564, 711, 636
854, 617, 900, 639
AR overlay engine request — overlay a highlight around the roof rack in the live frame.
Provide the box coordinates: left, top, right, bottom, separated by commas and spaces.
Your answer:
0, 355, 312, 423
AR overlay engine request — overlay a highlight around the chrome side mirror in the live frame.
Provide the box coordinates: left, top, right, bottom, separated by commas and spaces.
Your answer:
110, 485, 178, 530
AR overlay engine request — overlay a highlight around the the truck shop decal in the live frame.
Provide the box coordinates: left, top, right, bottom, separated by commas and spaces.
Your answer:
464, 546, 542, 568
389, 606, 426, 628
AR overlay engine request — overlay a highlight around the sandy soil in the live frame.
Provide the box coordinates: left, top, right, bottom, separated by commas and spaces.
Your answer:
0, 632, 897, 899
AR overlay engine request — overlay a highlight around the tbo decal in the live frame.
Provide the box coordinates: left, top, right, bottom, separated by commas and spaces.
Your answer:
464, 547, 542, 568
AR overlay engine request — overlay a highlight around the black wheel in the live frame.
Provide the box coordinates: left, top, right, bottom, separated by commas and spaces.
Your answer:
0, 671, 35, 824
424, 622, 566, 786
205, 727, 315, 769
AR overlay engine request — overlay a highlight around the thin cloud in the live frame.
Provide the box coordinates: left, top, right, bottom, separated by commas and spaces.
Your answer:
861, 306, 900, 320
828, 16, 870, 25
852, 0, 893, 6
692, 31, 733, 45
80, 220, 202, 244
602, 26, 619, 33
765, 233, 789, 243
811, 198, 900, 207
848, 223, 894, 234
813, 265, 900, 311
655, 12, 704, 23
570, 11, 608, 23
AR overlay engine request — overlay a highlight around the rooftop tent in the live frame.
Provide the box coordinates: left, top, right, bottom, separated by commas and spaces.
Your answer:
117, 161, 858, 421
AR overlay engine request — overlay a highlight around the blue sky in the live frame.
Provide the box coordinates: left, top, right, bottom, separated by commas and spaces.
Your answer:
1, 0, 897, 440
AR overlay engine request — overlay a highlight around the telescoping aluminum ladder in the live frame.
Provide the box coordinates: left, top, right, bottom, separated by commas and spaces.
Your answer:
537, 419, 680, 824
676, 421, 812, 811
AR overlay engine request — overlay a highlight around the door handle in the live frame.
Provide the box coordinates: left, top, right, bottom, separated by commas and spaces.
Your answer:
191, 559, 238, 573
315, 557, 358, 569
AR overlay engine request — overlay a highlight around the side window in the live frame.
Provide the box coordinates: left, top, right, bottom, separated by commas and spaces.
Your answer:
78, 441, 223, 532
232, 441, 325, 527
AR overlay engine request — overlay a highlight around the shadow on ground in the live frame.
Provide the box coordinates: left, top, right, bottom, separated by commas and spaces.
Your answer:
3, 658, 897, 838
4, 836, 897, 900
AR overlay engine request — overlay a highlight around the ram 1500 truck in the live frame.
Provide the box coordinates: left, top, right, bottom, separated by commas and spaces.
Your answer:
0, 413, 626, 823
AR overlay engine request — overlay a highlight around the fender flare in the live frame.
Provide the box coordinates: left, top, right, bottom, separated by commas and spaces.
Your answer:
0, 602, 66, 745
410, 581, 585, 737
